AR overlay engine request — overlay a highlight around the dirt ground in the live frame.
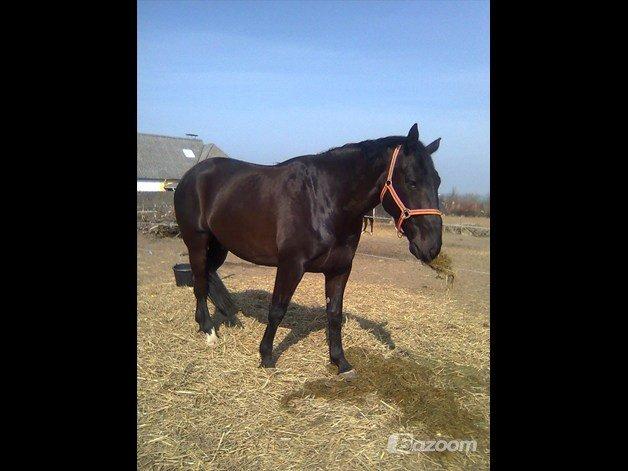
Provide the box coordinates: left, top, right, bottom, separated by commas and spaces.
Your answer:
137, 220, 489, 470
138, 219, 489, 318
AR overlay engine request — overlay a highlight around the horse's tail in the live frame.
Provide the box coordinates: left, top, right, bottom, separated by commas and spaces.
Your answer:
206, 239, 237, 318
207, 271, 237, 317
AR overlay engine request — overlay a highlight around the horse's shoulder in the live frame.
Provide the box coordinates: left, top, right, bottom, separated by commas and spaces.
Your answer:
277, 158, 311, 178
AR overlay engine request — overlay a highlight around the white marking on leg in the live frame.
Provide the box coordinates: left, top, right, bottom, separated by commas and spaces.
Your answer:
205, 328, 218, 347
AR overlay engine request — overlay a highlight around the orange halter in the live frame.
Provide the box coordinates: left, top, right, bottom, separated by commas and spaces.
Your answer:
379, 145, 443, 236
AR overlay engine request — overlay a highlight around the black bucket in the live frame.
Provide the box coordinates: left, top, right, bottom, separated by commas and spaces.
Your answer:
173, 263, 194, 287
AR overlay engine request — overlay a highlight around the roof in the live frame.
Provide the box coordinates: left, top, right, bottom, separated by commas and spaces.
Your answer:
137, 133, 228, 180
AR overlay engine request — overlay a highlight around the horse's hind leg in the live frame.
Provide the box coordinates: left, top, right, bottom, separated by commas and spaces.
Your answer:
186, 233, 219, 346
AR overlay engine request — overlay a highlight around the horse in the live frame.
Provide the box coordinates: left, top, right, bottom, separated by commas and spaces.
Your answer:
174, 124, 443, 379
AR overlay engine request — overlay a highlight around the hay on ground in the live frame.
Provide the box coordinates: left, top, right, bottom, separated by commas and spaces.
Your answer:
138, 271, 489, 470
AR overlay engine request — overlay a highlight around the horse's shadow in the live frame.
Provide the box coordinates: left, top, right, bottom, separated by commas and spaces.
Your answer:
214, 289, 396, 367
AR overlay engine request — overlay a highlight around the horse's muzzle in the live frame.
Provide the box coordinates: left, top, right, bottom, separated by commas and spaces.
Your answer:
409, 240, 440, 264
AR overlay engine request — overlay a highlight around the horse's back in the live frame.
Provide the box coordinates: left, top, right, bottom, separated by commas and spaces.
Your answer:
175, 157, 316, 265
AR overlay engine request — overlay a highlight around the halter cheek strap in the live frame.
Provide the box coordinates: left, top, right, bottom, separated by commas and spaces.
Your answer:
379, 145, 443, 236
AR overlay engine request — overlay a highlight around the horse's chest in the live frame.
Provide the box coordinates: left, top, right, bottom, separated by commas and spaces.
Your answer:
306, 240, 357, 273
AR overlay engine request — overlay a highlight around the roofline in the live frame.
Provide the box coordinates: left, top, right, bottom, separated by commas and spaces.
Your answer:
137, 132, 205, 142
137, 178, 181, 181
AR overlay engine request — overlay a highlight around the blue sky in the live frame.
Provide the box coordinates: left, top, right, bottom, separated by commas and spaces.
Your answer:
138, 0, 489, 194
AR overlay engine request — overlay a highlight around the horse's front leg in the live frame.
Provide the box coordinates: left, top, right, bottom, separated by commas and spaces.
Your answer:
259, 261, 304, 368
325, 266, 355, 378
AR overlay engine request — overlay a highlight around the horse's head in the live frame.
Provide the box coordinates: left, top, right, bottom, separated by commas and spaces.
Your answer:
381, 124, 443, 263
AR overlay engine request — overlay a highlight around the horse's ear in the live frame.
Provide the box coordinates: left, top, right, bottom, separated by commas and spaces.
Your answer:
407, 123, 419, 143
425, 138, 441, 155
405, 123, 419, 153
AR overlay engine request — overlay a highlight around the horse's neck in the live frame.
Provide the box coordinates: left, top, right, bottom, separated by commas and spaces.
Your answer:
336, 148, 391, 217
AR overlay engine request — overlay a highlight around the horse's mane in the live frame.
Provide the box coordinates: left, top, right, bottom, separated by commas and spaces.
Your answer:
275, 134, 417, 166
319, 135, 408, 157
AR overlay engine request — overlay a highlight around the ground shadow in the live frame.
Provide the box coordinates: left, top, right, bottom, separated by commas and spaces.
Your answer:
281, 346, 488, 462
213, 289, 396, 367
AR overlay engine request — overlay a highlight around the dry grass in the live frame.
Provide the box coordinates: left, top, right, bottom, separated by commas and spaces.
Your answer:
138, 268, 489, 470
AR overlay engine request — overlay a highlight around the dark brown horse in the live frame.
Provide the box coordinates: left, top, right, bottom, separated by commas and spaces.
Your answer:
174, 124, 442, 379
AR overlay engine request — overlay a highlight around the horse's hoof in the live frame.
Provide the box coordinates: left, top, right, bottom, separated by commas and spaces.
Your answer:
205, 329, 219, 347
338, 369, 357, 381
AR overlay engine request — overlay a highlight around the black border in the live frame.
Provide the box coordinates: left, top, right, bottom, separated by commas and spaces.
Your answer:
35, 1, 139, 466
31, 0, 569, 467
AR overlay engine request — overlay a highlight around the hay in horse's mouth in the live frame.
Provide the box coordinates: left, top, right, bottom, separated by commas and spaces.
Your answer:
425, 251, 454, 276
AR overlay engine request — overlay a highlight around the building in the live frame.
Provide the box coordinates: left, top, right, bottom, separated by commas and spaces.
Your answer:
137, 133, 229, 192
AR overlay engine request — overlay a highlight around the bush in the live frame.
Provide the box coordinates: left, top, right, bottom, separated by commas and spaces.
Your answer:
440, 189, 490, 217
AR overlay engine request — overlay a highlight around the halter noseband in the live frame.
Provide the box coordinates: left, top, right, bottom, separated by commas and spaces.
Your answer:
379, 145, 443, 236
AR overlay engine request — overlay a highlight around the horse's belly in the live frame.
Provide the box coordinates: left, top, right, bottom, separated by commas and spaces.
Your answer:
225, 243, 279, 267
210, 222, 279, 267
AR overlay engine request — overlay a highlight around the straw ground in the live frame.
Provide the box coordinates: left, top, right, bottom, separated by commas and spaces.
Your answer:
138, 222, 490, 470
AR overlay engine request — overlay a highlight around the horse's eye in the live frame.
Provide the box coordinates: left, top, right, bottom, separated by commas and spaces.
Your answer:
407, 180, 417, 189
